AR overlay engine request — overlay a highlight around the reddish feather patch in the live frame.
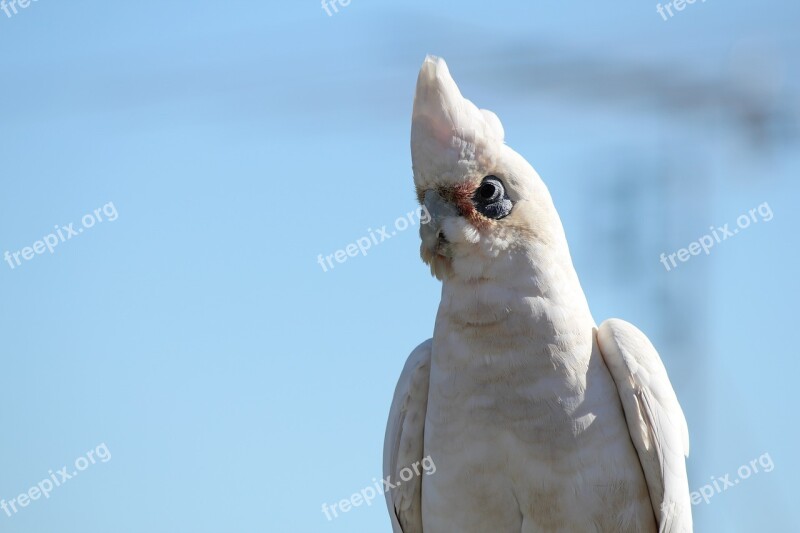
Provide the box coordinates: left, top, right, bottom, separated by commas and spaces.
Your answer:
447, 182, 489, 229
415, 181, 491, 229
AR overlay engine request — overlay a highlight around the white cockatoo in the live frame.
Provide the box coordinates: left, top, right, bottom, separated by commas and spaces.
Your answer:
384, 56, 692, 532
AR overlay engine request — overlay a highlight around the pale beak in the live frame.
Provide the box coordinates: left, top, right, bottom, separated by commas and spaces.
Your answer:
420, 189, 459, 258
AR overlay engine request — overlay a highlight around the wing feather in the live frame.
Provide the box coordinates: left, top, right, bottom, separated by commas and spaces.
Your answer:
597, 319, 692, 533
383, 339, 432, 533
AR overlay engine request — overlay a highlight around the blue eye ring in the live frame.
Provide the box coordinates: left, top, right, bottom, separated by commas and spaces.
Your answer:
473, 176, 513, 220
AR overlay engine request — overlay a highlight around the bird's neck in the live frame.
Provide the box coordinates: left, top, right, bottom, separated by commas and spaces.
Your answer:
437, 245, 595, 348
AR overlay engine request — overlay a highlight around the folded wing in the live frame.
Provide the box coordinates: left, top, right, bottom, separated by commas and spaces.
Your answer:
597, 319, 693, 533
383, 339, 432, 533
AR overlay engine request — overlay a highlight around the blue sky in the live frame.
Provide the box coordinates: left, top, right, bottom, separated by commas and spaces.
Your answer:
1, 1, 798, 531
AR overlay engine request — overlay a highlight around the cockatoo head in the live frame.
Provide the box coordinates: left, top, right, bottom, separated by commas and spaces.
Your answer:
412, 55, 569, 282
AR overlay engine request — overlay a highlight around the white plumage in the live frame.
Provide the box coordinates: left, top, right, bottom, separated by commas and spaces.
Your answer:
384, 56, 692, 532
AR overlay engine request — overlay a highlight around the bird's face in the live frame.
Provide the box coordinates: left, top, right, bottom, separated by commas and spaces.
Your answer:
411, 56, 561, 281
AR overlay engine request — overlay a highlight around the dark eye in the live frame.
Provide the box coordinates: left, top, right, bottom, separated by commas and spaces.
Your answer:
472, 176, 513, 220
478, 181, 501, 201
